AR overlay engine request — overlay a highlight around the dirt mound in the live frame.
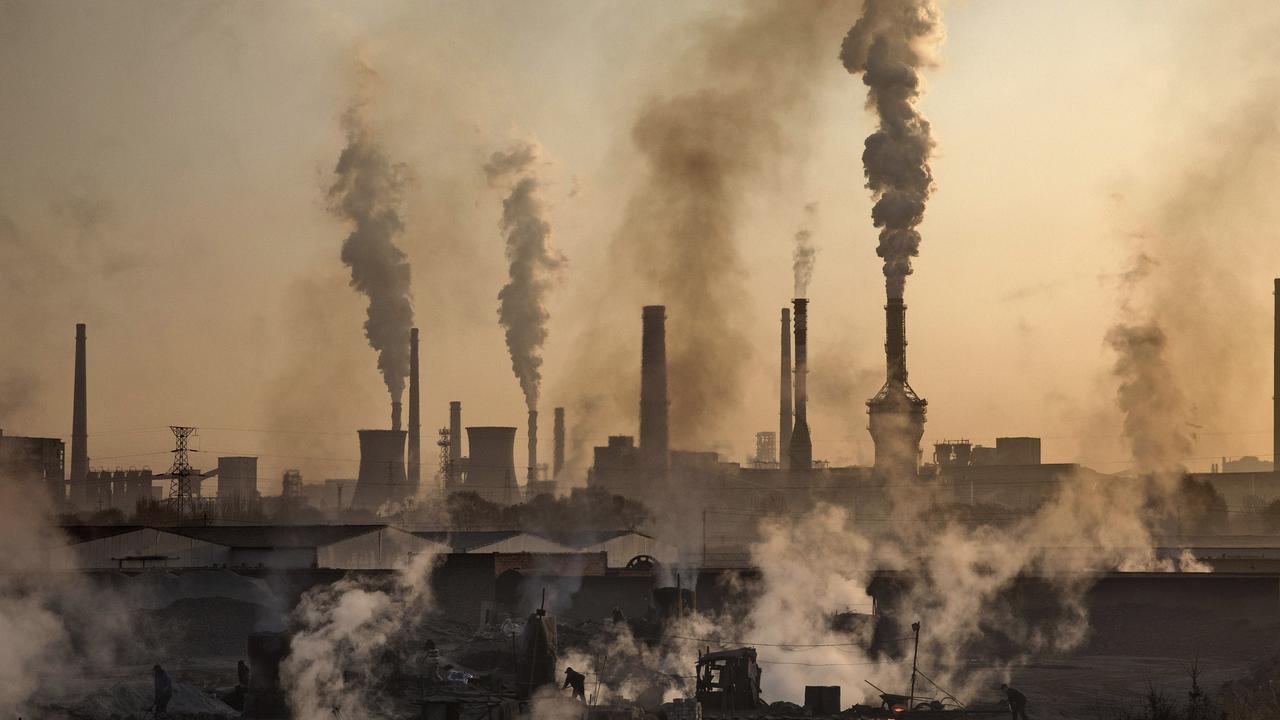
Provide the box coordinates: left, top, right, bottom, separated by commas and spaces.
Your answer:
70, 681, 236, 719
134, 596, 274, 658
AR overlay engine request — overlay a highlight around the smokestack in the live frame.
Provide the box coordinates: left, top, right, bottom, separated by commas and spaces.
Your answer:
788, 299, 812, 471
448, 401, 462, 487
886, 298, 907, 385
70, 323, 87, 508
391, 401, 402, 432
466, 426, 517, 505
553, 407, 565, 478
867, 298, 927, 477
351, 429, 407, 510
640, 305, 669, 472
527, 410, 538, 483
1274, 278, 1278, 477
780, 308, 793, 470
407, 328, 421, 491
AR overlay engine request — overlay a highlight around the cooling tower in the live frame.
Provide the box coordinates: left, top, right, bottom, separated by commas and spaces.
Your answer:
408, 328, 421, 491
788, 299, 812, 472
70, 323, 87, 508
640, 305, 669, 472
867, 298, 927, 477
217, 456, 258, 500
553, 407, 565, 478
351, 429, 408, 510
466, 426, 517, 505
779, 307, 793, 470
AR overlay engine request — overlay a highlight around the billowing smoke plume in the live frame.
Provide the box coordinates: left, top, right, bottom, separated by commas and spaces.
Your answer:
330, 67, 414, 406
560, 1, 843, 470
792, 202, 818, 298
485, 142, 565, 411
840, 0, 942, 299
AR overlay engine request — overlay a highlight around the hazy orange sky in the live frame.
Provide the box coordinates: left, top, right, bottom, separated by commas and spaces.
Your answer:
2, 0, 1278, 493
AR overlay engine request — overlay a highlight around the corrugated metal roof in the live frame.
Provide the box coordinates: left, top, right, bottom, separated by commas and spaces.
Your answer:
165, 524, 393, 549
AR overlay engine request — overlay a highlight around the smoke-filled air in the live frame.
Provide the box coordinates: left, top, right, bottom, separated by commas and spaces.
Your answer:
331, 64, 414, 407
840, 0, 942, 300
7, 3, 1280, 720
792, 202, 818, 298
485, 141, 565, 412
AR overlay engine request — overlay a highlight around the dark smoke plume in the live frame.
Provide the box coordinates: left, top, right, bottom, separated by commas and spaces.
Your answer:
792, 202, 818, 298
840, 0, 942, 299
599, 1, 838, 452
485, 141, 564, 411
330, 70, 414, 404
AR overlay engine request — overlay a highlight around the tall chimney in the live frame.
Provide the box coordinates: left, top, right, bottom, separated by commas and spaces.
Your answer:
640, 305, 669, 472
449, 401, 462, 485
867, 298, 927, 477
1274, 278, 1279, 477
788, 299, 812, 471
391, 401, 402, 432
779, 307, 793, 470
527, 409, 538, 483
886, 298, 907, 385
553, 407, 565, 478
407, 328, 421, 491
70, 323, 87, 508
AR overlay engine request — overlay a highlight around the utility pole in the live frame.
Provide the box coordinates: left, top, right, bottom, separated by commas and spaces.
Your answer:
909, 621, 921, 709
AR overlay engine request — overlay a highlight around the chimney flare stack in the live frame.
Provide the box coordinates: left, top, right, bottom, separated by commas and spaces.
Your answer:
407, 328, 421, 491
867, 297, 927, 477
780, 308, 793, 469
70, 323, 87, 508
553, 407, 565, 478
788, 299, 812, 472
527, 410, 538, 483
640, 305, 669, 472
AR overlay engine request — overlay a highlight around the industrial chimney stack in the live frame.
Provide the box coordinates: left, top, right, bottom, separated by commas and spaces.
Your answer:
779, 307, 793, 470
1274, 278, 1278, 478
407, 328, 421, 491
527, 410, 538, 483
553, 407, 565, 478
448, 401, 462, 486
867, 298, 927, 477
788, 299, 812, 472
640, 305, 669, 472
70, 322, 87, 508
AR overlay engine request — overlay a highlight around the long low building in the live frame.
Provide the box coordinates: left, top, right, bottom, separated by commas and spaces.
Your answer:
413, 529, 679, 566
60, 524, 449, 570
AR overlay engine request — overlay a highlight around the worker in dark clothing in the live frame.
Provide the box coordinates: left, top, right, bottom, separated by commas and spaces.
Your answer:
563, 667, 586, 701
153, 665, 173, 717
1001, 684, 1029, 720
237, 660, 250, 688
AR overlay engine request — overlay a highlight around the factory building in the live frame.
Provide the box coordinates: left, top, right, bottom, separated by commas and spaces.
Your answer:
62, 524, 447, 570
0, 431, 65, 505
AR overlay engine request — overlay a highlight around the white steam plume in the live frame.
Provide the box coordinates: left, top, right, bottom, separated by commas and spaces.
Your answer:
330, 63, 414, 406
485, 141, 565, 411
283, 547, 443, 720
792, 202, 818, 298
840, 0, 942, 300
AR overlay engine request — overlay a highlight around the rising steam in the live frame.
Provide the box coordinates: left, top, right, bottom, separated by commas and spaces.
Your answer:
485, 141, 565, 411
840, 0, 942, 300
792, 202, 818, 298
330, 67, 414, 405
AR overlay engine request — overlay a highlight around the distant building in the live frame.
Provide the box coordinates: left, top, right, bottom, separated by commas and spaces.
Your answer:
0, 431, 65, 505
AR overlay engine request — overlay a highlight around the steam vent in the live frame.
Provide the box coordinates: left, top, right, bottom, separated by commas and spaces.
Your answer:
867, 297, 927, 477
